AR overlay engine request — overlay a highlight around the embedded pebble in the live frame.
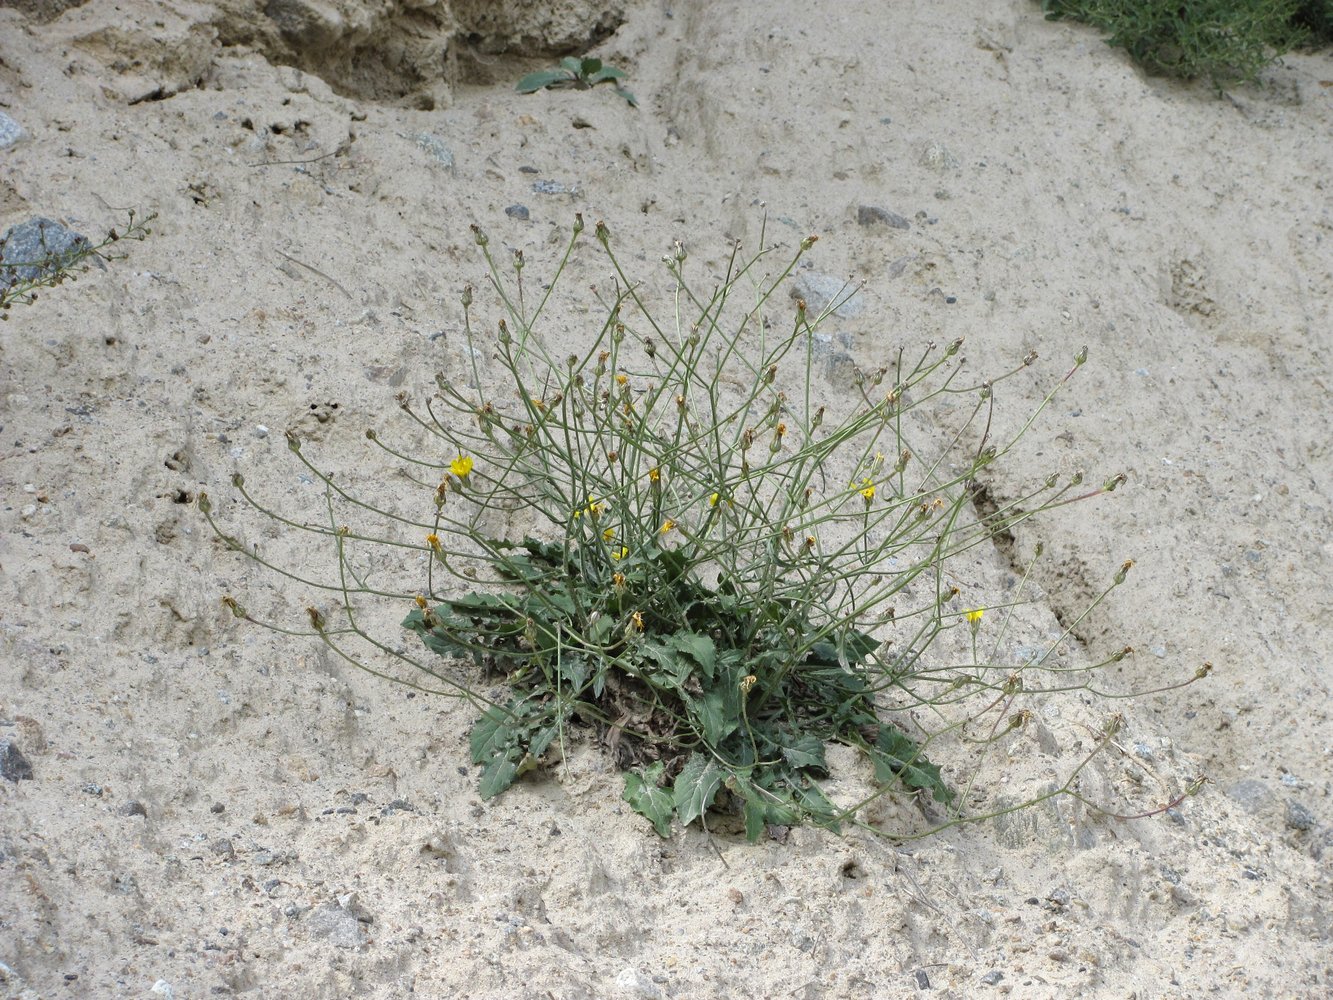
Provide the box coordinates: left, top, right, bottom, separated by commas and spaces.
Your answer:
505, 204, 530, 220
0, 739, 33, 782
118, 801, 148, 817
613, 967, 663, 999
981, 970, 1004, 985
532, 179, 579, 196
307, 903, 367, 948
857, 205, 910, 229
1225, 778, 1274, 813
1285, 799, 1316, 831
411, 133, 454, 170
790, 271, 864, 319
0, 111, 23, 149
1, 217, 103, 290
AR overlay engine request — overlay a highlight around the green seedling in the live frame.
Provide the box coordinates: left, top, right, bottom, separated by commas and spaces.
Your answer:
517, 56, 637, 107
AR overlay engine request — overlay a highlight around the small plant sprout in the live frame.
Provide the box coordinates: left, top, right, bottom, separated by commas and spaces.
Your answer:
204, 218, 1208, 842
516, 56, 638, 107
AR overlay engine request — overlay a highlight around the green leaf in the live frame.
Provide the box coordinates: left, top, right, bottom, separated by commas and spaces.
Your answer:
673, 753, 724, 828
623, 762, 674, 837
778, 733, 828, 774
614, 86, 638, 108
528, 721, 559, 760
728, 773, 794, 842
469, 706, 515, 764
869, 727, 953, 804
560, 56, 584, 74
479, 752, 520, 799
516, 69, 573, 94
578, 57, 603, 77
685, 687, 738, 747
668, 632, 716, 680
587, 65, 625, 83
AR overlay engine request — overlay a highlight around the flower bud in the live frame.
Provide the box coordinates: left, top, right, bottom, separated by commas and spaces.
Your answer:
461, 284, 473, 309
1075, 345, 1088, 366
573, 213, 584, 235
470, 224, 487, 247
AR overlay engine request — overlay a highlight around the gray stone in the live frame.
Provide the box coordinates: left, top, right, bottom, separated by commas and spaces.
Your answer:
307, 903, 368, 949
0, 739, 33, 782
118, 801, 148, 818
790, 271, 864, 319
1, 217, 104, 292
505, 204, 530, 221
1286, 799, 1317, 832
411, 133, 454, 170
210, 837, 236, 859
981, 970, 1004, 986
857, 205, 910, 230
0, 112, 24, 149
532, 179, 579, 196
1225, 778, 1274, 814
811, 331, 856, 383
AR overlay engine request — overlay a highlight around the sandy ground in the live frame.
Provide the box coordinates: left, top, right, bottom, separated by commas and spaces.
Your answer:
2, 0, 1331, 996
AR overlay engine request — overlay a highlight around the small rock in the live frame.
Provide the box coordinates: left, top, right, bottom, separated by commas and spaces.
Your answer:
0, 111, 24, 149
307, 903, 367, 949
210, 838, 236, 860
920, 141, 960, 171
810, 330, 856, 382
531, 179, 579, 196
411, 133, 454, 170
1, 217, 104, 292
505, 204, 531, 221
857, 205, 910, 230
613, 967, 663, 999
1225, 778, 1274, 814
0, 740, 33, 782
210, 802, 225, 814
914, 969, 931, 989
82, 783, 104, 796
1286, 799, 1316, 832
1046, 886, 1071, 908
981, 970, 1004, 986
791, 271, 863, 319
118, 800, 148, 818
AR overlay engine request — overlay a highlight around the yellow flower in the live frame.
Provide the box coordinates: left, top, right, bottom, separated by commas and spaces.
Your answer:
426, 533, 442, 552
612, 572, 626, 589
659, 519, 676, 534
857, 478, 876, 502
450, 455, 474, 478
648, 467, 661, 484
616, 374, 629, 386
611, 546, 629, 560
630, 610, 644, 631
602, 527, 615, 542
709, 492, 720, 508
966, 608, 984, 624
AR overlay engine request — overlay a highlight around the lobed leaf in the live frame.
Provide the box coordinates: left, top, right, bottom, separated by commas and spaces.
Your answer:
624, 762, 674, 837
